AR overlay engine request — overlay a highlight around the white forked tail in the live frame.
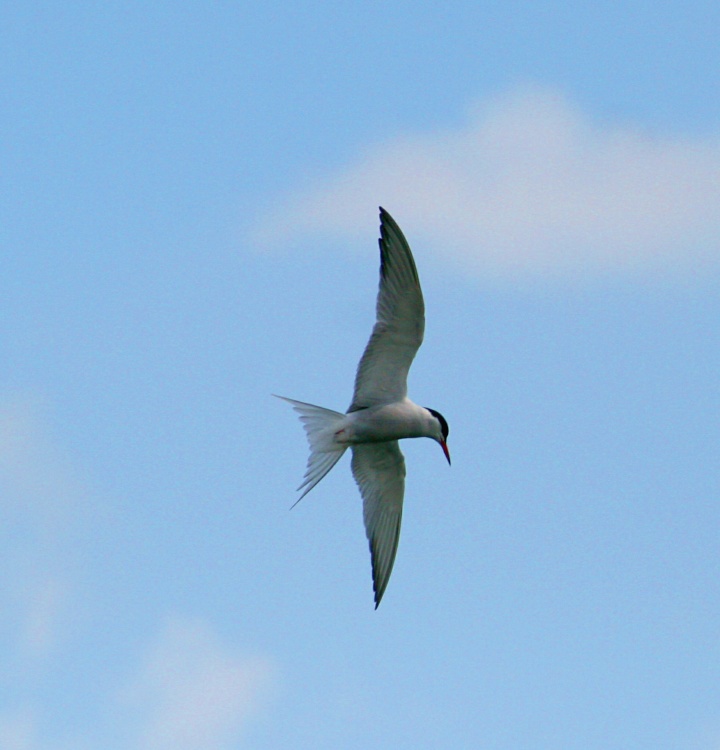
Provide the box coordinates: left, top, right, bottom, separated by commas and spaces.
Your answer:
274, 396, 347, 505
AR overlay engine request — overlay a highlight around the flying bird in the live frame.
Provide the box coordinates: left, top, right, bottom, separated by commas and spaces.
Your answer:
277, 207, 450, 607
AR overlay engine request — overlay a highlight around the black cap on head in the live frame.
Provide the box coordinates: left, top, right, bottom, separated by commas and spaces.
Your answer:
425, 408, 449, 441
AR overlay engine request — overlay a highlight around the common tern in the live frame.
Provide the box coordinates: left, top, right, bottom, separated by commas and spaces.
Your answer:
277, 207, 450, 607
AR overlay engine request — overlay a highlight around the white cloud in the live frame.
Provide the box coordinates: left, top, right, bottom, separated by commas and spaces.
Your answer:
0, 404, 275, 750
254, 87, 720, 279
0, 397, 88, 662
0, 397, 100, 750
0, 709, 37, 750
122, 617, 275, 750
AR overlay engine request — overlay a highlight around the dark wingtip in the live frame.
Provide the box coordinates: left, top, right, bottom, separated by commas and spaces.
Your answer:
372, 559, 384, 609
373, 582, 384, 609
378, 206, 399, 231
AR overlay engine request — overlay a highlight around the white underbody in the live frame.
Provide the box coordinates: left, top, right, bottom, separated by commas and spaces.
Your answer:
334, 399, 437, 446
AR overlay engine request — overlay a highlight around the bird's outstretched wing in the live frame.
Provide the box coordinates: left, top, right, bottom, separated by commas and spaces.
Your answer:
351, 441, 406, 608
348, 208, 425, 412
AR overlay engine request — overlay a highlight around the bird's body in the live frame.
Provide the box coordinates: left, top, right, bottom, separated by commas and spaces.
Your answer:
277, 207, 450, 607
330, 399, 443, 446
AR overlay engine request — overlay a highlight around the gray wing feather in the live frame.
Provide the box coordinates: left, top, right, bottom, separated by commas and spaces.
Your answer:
348, 208, 425, 412
351, 441, 406, 607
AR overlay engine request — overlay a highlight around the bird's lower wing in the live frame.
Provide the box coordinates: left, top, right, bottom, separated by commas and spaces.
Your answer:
351, 441, 406, 607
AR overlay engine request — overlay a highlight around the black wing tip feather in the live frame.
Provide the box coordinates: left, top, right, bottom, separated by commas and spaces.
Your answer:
372, 563, 384, 607
377, 207, 420, 284
372, 566, 387, 609
378, 206, 401, 227
369, 519, 402, 609
377, 206, 403, 247
372, 570, 390, 609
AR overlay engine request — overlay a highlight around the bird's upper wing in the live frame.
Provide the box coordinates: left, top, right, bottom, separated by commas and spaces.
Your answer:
351, 441, 406, 607
348, 208, 425, 412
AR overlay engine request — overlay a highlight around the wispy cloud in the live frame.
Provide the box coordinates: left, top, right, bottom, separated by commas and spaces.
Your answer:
0, 396, 88, 663
0, 615, 275, 750
254, 87, 720, 279
122, 617, 275, 750
0, 397, 91, 750
1, 400, 275, 750
0, 709, 37, 750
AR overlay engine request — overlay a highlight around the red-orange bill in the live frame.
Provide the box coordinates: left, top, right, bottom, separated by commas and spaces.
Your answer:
441, 441, 451, 465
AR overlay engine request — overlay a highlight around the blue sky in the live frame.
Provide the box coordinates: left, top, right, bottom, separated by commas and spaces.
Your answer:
2, 2, 720, 748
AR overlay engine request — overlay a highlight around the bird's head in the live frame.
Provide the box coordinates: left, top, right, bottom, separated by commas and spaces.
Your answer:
425, 408, 451, 465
